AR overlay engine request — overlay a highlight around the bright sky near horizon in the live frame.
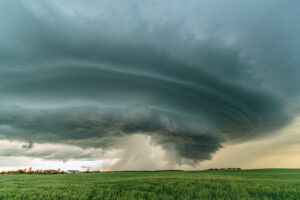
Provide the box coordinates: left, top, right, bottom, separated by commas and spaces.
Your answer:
0, 0, 300, 170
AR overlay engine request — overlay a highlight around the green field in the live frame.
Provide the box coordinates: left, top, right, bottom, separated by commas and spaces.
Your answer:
0, 169, 300, 200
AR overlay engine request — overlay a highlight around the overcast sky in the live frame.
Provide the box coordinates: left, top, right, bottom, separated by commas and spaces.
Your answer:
0, 0, 300, 171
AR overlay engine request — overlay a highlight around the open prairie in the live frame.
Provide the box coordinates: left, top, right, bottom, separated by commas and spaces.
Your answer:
0, 169, 300, 200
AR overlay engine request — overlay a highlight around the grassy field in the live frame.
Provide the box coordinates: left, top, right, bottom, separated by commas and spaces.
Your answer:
0, 169, 300, 200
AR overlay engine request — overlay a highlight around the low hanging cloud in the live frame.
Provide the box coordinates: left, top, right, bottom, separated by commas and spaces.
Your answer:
0, 0, 299, 168
0, 105, 224, 162
0, 140, 113, 162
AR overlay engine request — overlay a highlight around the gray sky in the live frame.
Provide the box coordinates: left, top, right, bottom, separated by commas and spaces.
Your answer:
0, 0, 300, 170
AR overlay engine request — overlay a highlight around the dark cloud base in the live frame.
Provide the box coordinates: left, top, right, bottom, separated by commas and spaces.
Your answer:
0, 105, 224, 162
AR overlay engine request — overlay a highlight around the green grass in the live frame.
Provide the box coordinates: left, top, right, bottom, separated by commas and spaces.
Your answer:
0, 169, 300, 199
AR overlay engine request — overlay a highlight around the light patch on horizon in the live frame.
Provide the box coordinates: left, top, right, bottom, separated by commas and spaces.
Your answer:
0, 135, 170, 171
0, 140, 119, 171
200, 116, 300, 169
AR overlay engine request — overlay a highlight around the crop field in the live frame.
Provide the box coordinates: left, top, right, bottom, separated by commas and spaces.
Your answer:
0, 169, 300, 200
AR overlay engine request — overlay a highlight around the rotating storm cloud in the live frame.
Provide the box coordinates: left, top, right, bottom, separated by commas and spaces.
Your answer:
0, 0, 299, 170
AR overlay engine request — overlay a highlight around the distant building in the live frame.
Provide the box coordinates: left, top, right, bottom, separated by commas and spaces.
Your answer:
67, 170, 80, 174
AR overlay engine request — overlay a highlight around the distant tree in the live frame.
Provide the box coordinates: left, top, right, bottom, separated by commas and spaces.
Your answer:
35, 169, 43, 174
28, 167, 32, 174
17, 169, 24, 174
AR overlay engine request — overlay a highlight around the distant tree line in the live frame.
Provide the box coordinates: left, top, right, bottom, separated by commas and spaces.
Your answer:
0, 167, 65, 174
207, 168, 242, 171
0, 168, 101, 175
